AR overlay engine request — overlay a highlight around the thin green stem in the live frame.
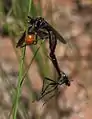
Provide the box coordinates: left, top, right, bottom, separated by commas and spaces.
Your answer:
11, 1, 37, 118
28, 0, 32, 15
20, 41, 44, 87
12, 46, 26, 119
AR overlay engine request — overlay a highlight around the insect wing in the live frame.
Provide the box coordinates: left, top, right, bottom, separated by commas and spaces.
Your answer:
37, 29, 49, 39
16, 31, 26, 48
38, 85, 57, 101
44, 20, 66, 44
42, 77, 55, 93
51, 27, 66, 44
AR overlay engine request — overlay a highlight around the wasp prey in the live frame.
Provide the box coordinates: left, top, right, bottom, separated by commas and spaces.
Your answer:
36, 72, 70, 105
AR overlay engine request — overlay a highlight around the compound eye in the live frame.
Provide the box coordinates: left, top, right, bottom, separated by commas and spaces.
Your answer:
67, 81, 70, 86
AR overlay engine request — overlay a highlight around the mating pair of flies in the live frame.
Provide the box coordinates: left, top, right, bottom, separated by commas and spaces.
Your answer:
16, 16, 70, 103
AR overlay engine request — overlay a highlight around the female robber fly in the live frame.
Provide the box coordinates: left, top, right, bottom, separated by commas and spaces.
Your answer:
16, 16, 67, 78
35, 72, 70, 105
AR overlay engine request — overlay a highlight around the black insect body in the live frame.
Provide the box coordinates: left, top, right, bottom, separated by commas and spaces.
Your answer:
27, 16, 66, 43
16, 16, 67, 78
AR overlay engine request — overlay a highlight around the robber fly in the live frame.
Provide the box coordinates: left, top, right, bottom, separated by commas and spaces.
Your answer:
16, 16, 67, 78
36, 72, 70, 105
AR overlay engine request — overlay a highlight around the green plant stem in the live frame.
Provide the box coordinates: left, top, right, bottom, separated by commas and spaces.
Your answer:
20, 41, 44, 87
28, 0, 32, 15
12, 46, 26, 119
12, 0, 37, 118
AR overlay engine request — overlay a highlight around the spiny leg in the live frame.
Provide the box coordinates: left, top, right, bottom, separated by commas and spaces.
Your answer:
49, 31, 61, 78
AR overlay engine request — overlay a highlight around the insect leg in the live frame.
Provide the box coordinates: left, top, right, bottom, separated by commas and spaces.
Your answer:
41, 82, 55, 95
41, 77, 56, 95
43, 93, 57, 105
43, 90, 60, 105
44, 77, 56, 83
49, 31, 61, 77
38, 85, 57, 101
32, 33, 38, 45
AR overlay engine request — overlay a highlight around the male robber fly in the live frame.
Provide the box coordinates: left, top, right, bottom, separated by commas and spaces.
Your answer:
35, 72, 70, 105
16, 16, 67, 78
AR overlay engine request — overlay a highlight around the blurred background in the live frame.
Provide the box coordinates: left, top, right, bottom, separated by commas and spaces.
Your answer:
0, 0, 92, 119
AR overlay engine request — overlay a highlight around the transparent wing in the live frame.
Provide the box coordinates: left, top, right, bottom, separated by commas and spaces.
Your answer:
37, 77, 57, 101
42, 20, 67, 44
16, 31, 26, 47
